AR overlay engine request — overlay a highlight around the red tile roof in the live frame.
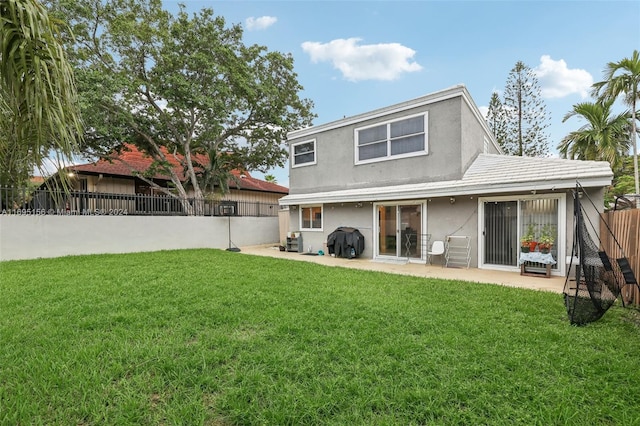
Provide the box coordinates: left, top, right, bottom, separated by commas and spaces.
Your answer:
70, 145, 288, 194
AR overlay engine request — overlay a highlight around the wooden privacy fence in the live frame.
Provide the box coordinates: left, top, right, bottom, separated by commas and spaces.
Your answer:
600, 209, 640, 305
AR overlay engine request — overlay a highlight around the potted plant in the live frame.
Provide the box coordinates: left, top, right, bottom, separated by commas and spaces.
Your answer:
520, 223, 537, 253
538, 225, 555, 254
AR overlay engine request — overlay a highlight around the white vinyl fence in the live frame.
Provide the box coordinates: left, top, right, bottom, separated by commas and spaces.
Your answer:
0, 215, 279, 261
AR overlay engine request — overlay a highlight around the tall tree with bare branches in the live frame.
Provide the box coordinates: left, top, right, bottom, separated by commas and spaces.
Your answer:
501, 61, 550, 157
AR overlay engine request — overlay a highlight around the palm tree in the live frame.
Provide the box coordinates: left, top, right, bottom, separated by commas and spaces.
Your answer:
558, 100, 631, 171
0, 0, 82, 186
592, 50, 640, 197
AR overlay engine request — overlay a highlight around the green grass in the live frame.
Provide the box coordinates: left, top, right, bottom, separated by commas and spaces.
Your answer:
1, 249, 639, 425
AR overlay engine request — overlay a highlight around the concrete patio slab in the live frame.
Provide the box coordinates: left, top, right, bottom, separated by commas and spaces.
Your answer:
239, 244, 566, 294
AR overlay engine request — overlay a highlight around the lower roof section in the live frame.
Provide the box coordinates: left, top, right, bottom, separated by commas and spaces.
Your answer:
279, 154, 613, 206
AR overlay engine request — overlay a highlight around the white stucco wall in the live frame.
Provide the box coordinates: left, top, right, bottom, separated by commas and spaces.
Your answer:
0, 215, 279, 261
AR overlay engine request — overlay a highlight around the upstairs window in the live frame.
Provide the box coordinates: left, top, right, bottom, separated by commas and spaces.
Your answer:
292, 139, 316, 167
355, 113, 427, 164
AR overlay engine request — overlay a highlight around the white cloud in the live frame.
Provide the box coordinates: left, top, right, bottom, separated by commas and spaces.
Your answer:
245, 16, 277, 31
534, 55, 593, 99
478, 106, 489, 119
301, 37, 422, 82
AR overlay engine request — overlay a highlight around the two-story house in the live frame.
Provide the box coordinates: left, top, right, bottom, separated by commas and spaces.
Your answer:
278, 85, 613, 276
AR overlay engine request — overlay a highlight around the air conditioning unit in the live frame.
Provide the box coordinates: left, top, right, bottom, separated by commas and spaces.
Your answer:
219, 204, 235, 216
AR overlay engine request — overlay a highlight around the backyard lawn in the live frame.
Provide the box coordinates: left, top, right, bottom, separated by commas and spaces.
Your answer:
1, 249, 639, 425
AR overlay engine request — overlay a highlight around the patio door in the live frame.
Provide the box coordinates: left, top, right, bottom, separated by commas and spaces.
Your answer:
483, 201, 518, 266
377, 203, 424, 260
481, 196, 563, 271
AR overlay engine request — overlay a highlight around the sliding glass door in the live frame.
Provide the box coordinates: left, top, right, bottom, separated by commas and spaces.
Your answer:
484, 201, 518, 266
482, 196, 562, 269
377, 203, 424, 260
379, 205, 397, 256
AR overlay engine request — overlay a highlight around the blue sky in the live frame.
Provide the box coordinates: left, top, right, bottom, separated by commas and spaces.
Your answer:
168, 0, 640, 187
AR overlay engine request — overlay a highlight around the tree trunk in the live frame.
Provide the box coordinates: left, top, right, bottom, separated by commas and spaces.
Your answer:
518, 89, 523, 156
181, 142, 205, 216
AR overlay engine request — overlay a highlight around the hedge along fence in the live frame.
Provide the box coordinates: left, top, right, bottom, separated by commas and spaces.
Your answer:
0, 215, 279, 261
600, 209, 640, 305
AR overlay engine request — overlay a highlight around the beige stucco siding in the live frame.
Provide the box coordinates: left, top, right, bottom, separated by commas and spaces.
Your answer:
225, 189, 283, 205
80, 176, 135, 194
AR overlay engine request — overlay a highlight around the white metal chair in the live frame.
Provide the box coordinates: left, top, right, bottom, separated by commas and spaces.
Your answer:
427, 240, 445, 266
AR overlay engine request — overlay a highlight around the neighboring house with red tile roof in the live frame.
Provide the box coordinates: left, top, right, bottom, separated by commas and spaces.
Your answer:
65, 144, 288, 205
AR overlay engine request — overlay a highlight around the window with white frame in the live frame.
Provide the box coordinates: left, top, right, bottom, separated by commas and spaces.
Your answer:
355, 113, 427, 164
300, 206, 322, 230
292, 139, 316, 167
